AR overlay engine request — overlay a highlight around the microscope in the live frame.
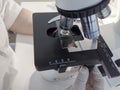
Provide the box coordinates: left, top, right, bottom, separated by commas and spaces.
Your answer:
33, 0, 120, 78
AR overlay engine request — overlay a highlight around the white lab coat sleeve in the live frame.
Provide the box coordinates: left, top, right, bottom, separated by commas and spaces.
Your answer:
0, 0, 22, 30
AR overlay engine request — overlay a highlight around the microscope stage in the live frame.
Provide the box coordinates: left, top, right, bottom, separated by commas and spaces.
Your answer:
33, 13, 120, 77
33, 13, 100, 72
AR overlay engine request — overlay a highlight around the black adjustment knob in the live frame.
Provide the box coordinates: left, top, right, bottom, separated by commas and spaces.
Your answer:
115, 59, 120, 67
58, 64, 67, 73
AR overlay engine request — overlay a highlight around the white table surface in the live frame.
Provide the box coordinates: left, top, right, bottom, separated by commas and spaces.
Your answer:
11, 2, 120, 90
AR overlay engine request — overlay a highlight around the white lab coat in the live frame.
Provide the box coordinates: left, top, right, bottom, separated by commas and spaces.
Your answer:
0, 0, 120, 90
0, 0, 22, 89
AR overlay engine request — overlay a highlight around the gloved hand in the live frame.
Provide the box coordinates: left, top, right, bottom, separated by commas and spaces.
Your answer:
66, 66, 104, 90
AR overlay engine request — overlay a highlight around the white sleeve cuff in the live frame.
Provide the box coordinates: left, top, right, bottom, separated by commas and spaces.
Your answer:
3, 0, 22, 30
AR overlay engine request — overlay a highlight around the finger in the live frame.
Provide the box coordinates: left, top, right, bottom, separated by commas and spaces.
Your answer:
86, 73, 94, 90
72, 66, 89, 90
92, 66, 104, 90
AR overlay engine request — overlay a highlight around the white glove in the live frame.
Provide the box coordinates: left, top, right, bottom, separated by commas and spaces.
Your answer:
66, 66, 104, 90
